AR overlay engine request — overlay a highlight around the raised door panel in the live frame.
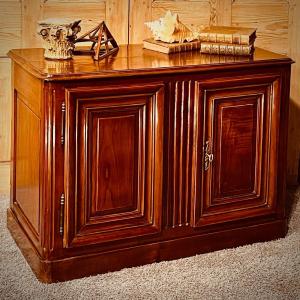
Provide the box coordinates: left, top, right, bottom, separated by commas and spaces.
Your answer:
64, 83, 164, 248
192, 74, 281, 227
211, 96, 262, 200
90, 112, 137, 217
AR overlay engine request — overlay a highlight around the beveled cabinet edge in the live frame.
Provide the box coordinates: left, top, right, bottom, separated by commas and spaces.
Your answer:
7, 47, 293, 82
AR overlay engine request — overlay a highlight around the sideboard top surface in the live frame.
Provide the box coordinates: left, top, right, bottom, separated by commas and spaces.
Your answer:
8, 44, 293, 81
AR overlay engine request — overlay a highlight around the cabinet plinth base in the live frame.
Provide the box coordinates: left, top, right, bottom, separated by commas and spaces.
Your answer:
7, 208, 288, 283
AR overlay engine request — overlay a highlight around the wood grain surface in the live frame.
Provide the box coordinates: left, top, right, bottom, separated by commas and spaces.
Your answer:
232, 0, 289, 55
7, 46, 292, 281
287, 0, 300, 184
0, 59, 11, 161
0, 1, 21, 56
7, 46, 291, 80
0, 162, 10, 199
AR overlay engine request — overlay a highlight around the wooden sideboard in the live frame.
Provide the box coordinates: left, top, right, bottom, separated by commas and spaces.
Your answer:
7, 45, 293, 283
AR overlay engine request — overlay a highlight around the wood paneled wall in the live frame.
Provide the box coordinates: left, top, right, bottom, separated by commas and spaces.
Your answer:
0, 0, 299, 198
21, 0, 129, 48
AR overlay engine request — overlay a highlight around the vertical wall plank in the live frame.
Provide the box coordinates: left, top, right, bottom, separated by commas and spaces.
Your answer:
0, 162, 10, 200
106, 0, 129, 44
129, 0, 212, 44
232, 0, 289, 55
232, 0, 289, 54
216, 0, 232, 26
129, 0, 152, 44
0, 1, 21, 56
0, 1, 21, 200
22, 0, 42, 48
287, 0, 300, 184
42, 1, 106, 37
151, 1, 211, 32
0, 59, 11, 162
22, 1, 109, 48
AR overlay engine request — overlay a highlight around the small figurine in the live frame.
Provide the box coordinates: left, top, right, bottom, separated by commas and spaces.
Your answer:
74, 21, 119, 61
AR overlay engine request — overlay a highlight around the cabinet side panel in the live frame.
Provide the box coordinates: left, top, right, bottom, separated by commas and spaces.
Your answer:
14, 64, 42, 117
12, 64, 43, 241
15, 95, 40, 235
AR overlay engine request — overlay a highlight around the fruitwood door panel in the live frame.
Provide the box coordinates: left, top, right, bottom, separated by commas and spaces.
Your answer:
64, 82, 164, 248
192, 74, 281, 226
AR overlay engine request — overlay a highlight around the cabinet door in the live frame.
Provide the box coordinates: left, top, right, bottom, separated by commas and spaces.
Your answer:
63, 83, 164, 248
192, 74, 281, 226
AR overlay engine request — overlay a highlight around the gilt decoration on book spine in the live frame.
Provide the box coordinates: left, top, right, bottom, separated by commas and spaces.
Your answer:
200, 42, 254, 56
199, 26, 257, 46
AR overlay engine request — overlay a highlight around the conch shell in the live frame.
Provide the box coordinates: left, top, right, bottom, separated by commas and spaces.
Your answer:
145, 11, 198, 43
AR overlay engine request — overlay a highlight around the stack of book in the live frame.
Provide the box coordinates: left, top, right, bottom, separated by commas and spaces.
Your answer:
199, 26, 256, 56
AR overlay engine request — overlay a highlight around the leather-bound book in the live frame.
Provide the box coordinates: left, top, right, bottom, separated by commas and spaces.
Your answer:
200, 42, 254, 56
143, 38, 201, 54
199, 26, 256, 45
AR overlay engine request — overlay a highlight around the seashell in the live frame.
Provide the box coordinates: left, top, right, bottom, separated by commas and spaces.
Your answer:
145, 11, 198, 43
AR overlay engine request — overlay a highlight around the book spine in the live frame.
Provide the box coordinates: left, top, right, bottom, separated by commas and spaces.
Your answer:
200, 32, 251, 45
143, 40, 201, 54
169, 41, 201, 53
143, 42, 169, 53
200, 42, 253, 56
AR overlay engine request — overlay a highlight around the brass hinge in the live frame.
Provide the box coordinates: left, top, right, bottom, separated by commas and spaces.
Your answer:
59, 193, 65, 236
204, 140, 214, 171
61, 102, 66, 145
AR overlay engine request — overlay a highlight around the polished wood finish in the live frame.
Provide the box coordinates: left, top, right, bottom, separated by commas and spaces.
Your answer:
8, 207, 287, 283
0, 59, 12, 162
64, 83, 164, 248
15, 99, 40, 234
13, 64, 42, 117
192, 76, 281, 226
7, 45, 292, 282
7, 46, 291, 80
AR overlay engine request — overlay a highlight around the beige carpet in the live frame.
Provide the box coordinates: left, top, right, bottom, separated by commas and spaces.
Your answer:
0, 188, 299, 300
